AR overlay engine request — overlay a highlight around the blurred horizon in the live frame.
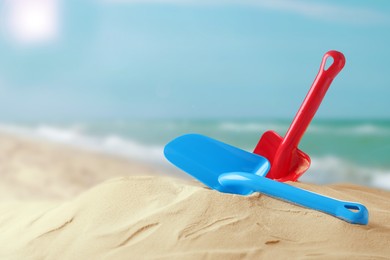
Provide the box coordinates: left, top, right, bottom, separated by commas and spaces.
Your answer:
0, 0, 390, 121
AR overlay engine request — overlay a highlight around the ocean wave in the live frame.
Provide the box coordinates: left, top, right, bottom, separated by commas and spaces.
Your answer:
308, 123, 390, 136
36, 125, 88, 143
218, 121, 390, 136
371, 174, 390, 190
218, 122, 288, 133
101, 135, 164, 163
0, 123, 166, 165
301, 156, 390, 190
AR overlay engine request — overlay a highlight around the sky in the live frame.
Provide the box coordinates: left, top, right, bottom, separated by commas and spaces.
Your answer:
0, 0, 389, 121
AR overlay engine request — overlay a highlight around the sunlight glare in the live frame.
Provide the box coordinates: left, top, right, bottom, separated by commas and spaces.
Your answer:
5, 0, 60, 44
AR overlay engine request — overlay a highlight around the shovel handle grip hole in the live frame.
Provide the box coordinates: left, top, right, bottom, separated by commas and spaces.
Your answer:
344, 204, 361, 213
320, 51, 345, 76
323, 56, 334, 71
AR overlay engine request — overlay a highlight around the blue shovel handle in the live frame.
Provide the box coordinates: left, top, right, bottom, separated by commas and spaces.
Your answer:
218, 172, 369, 225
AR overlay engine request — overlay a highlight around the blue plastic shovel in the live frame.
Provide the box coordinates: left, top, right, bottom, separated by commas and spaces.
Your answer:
164, 134, 369, 225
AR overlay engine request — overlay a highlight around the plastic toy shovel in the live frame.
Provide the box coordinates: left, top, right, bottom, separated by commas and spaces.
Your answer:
164, 134, 369, 225
254, 51, 346, 182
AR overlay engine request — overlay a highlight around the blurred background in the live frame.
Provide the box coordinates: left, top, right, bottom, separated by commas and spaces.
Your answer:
0, 0, 389, 189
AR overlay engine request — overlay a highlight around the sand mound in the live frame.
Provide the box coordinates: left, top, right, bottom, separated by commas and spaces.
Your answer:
0, 176, 389, 259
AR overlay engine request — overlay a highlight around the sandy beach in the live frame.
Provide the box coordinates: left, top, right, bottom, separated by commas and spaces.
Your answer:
0, 133, 163, 201
0, 133, 389, 259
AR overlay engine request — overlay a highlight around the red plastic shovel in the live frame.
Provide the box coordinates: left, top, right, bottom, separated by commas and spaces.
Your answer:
254, 50, 345, 182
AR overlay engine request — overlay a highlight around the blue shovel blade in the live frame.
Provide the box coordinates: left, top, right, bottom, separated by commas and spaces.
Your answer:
164, 134, 270, 194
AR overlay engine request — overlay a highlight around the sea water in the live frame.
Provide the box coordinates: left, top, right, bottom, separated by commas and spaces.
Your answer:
1, 119, 390, 190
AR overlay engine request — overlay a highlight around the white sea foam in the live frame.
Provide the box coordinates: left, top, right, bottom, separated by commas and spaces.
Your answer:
35, 124, 86, 142
371, 174, 390, 190
101, 135, 164, 163
301, 156, 390, 190
0, 123, 166, 165
218, 122, 288, 133
308, 123, 390, 136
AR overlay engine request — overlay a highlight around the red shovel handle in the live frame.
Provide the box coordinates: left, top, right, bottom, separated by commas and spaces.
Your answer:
268, 51, 345, 180
281, 50, 345, 149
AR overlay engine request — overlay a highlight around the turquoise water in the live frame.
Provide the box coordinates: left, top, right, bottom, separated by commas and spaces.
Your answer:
2, 119, 390, 189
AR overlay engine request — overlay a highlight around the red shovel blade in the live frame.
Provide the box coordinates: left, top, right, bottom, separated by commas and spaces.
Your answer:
254, 131, 310, 182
